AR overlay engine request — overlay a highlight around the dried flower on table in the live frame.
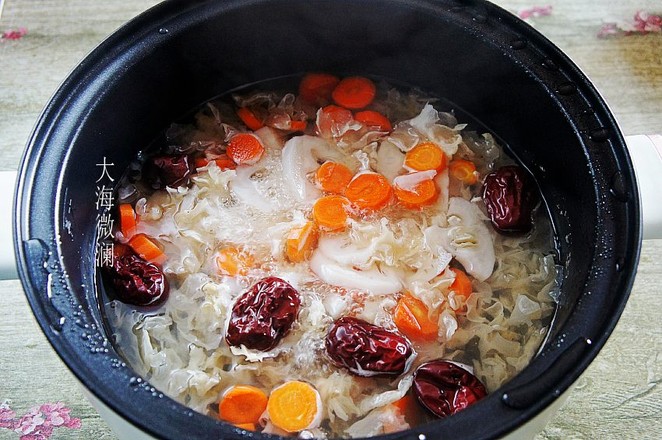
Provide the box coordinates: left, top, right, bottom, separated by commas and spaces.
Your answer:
0, 27, 27, 41
599, 10, 662, 37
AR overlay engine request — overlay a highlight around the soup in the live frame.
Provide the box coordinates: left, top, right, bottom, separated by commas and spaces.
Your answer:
100, 74, 559, 438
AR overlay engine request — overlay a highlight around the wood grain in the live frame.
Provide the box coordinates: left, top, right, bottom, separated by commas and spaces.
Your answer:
1, 1, 660, 439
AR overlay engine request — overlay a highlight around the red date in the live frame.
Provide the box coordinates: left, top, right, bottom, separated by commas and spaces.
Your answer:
482, 165, 538, 234
325, 317, 415, 377
226, 277, 300, 351
413, 360, 487, 418
104, 245, 169, 307
144, 154, 192, 189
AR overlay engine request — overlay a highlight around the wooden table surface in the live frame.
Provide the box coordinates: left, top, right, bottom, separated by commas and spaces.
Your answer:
0, 1, 660, 439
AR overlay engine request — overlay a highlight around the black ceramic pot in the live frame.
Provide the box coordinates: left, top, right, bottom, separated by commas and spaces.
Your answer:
14, 0, 641, 439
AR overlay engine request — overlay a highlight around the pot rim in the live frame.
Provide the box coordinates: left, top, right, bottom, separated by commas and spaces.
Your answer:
14, 1, 641, 439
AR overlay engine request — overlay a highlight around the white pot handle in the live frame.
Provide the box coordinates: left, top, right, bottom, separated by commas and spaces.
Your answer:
625, 135, 662, 240
0, 171, 18, 280
0, 136, 659, 279
0, 170, 17, 280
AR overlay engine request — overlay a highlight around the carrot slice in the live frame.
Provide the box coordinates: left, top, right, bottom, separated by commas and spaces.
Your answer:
393, 293, 439, 342
450, 268, 473, 298
331, 76, 376, 109
237, 107, 264, 131
226, 133, 265, 165
345, 172, 392, 211
354, 110, 392, 132
286, 221, 319, 263
218, 385, 268, 425
393, 394, 422, 426
217, 246, 254, 276
312, 195, 349, 231
118, 203, 137, 237
393, 394, 412, 414
393, 175, 439, 208
315, 161, 354, 194
448, 268, 473, 314
288, 119, 307, 132
449, 159, 478, 185
316, 104, 356, 139
195, 155, 237, 171
128, 234, 165, 264
404, 142, 447, 172
194, 157, 210, 168
234, 423, 256, 431
267, 381, 321, 433
213, 154, 239, 170
299, 73, 340, 105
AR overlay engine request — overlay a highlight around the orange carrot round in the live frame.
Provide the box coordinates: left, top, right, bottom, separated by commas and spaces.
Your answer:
226, 133, 265, 165
237, 107, 264, 131
118, 203, 137, 237
316, 104, 355, 138
393, 293, 439, 342
194, 157, 210, 169
354, 110, 392, 132
288, 119, 307, 132
213, 154, 239, 171
217, 246, 254, 276
267, 381, 321, 433
449, 159, 478, 185
299, 73, 340, 105
128, 234, 165, 264
393, 176, 439, 208
286, 221, 319, 263
218, 385, 268, 425
345, 172, 392, 211
392, 394, 422, 426
233, 423, 256, 431
331, 76, 376, 109
404, 142, 447, 172
315, 161, 354, 194
195, 155, 237, 171
312, 195, 349, 231
450, 268, 473, 298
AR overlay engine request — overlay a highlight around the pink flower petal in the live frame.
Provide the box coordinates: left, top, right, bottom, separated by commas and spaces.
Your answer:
48, 414, 65, 426
598, 10, 662, 37
0, 27, 28, 41
65, 418, 82, 429
15, 413, 45, 435
517, 5, 553, 20
0, 403, 18, 429
2, 402, 81, 438
38, 402, 82, 431
598, 23, 620, 38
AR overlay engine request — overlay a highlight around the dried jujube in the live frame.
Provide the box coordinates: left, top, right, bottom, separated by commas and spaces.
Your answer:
226, 277, 300, 351
482, 165, 538, 234
104, 245, 169, 307
325, 316, 415, 377
144, 154, 193, 189
413, 360, 487, 418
